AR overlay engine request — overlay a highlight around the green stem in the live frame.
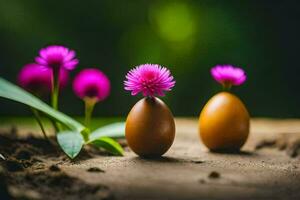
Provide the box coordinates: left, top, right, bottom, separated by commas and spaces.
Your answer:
84, 98, 97, 129
222, 82, 232, 91
31, 108, 49, 141
51, 68, 60, 110
50, 68, 61, 132
81, 129, 90, 143
51, 119, 59, 133
81, 97, 97, 142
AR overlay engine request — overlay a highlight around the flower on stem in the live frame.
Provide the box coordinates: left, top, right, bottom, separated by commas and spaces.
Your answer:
124, 64, 175, 97
211, 64, 246, 89
18, 63, 69, 96
73, 68, 111, 139
35, 45, 79, 70
35, 45, 78, 111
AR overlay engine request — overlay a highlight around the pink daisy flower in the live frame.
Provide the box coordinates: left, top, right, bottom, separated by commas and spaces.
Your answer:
124, 64, 175, 97
35, 45, 79, 70
18, 63, 69, 95
73, 68, 111, 102
211, 65, 246, 87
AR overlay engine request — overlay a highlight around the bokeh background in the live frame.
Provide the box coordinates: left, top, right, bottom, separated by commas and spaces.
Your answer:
0, 0, 299, 118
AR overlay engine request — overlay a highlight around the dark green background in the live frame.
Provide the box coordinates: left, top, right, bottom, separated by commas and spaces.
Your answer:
0, 0, 299, 117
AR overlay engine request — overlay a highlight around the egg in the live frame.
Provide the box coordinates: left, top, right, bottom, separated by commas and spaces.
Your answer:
199, 92, 250, 151
126, 97, 175, 157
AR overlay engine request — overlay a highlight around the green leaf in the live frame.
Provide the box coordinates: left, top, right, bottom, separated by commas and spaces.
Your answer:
89, 122, 125, 141
89, 137, 124, 156
57, 131, 84, 159
0, 78, 85, 133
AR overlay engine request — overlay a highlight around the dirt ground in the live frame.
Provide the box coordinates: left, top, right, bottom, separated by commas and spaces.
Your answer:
0, 118, 300, 200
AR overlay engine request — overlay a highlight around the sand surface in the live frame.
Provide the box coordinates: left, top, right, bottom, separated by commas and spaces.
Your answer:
1, 118, 300, 200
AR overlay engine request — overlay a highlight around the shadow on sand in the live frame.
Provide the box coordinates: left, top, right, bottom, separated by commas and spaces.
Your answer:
131, 156, 206, 164
209, 149, 254, 156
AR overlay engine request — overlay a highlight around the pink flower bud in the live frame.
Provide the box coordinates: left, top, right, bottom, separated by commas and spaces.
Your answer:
18, 63, 69, 95
73, 68, 110, 102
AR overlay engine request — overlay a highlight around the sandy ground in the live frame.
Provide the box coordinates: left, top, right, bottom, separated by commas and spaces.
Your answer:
1, 118, 300, 200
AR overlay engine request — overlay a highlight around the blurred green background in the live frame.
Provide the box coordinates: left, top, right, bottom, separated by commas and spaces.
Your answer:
0, 0, 299, 118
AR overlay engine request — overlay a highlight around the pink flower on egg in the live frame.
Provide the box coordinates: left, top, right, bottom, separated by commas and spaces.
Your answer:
18, 63, 69, 95
35, 45, 79, 70
124, 64, 175, 97
73, 68, 111, 102
211, 65, 246, 87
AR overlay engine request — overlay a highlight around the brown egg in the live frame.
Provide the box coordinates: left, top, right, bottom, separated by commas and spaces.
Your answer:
199, 92, 250, 151
126, 97, 175, 157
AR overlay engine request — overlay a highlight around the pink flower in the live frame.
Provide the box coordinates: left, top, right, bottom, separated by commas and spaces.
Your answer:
124, 64, 175, 97
35, 45, 79, 70
73, 68, 111, 101
18, 63, 69, 95
211, 65, 246, 87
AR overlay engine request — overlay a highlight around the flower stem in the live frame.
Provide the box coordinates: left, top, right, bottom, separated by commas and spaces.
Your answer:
31, 108, 49, 141
81, 129, 90, 143
82, 98, 97, 141
51, 68, 60, 110
84, 97, 97, 130
50, 68, 61, 132
222, 83, 232, 91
